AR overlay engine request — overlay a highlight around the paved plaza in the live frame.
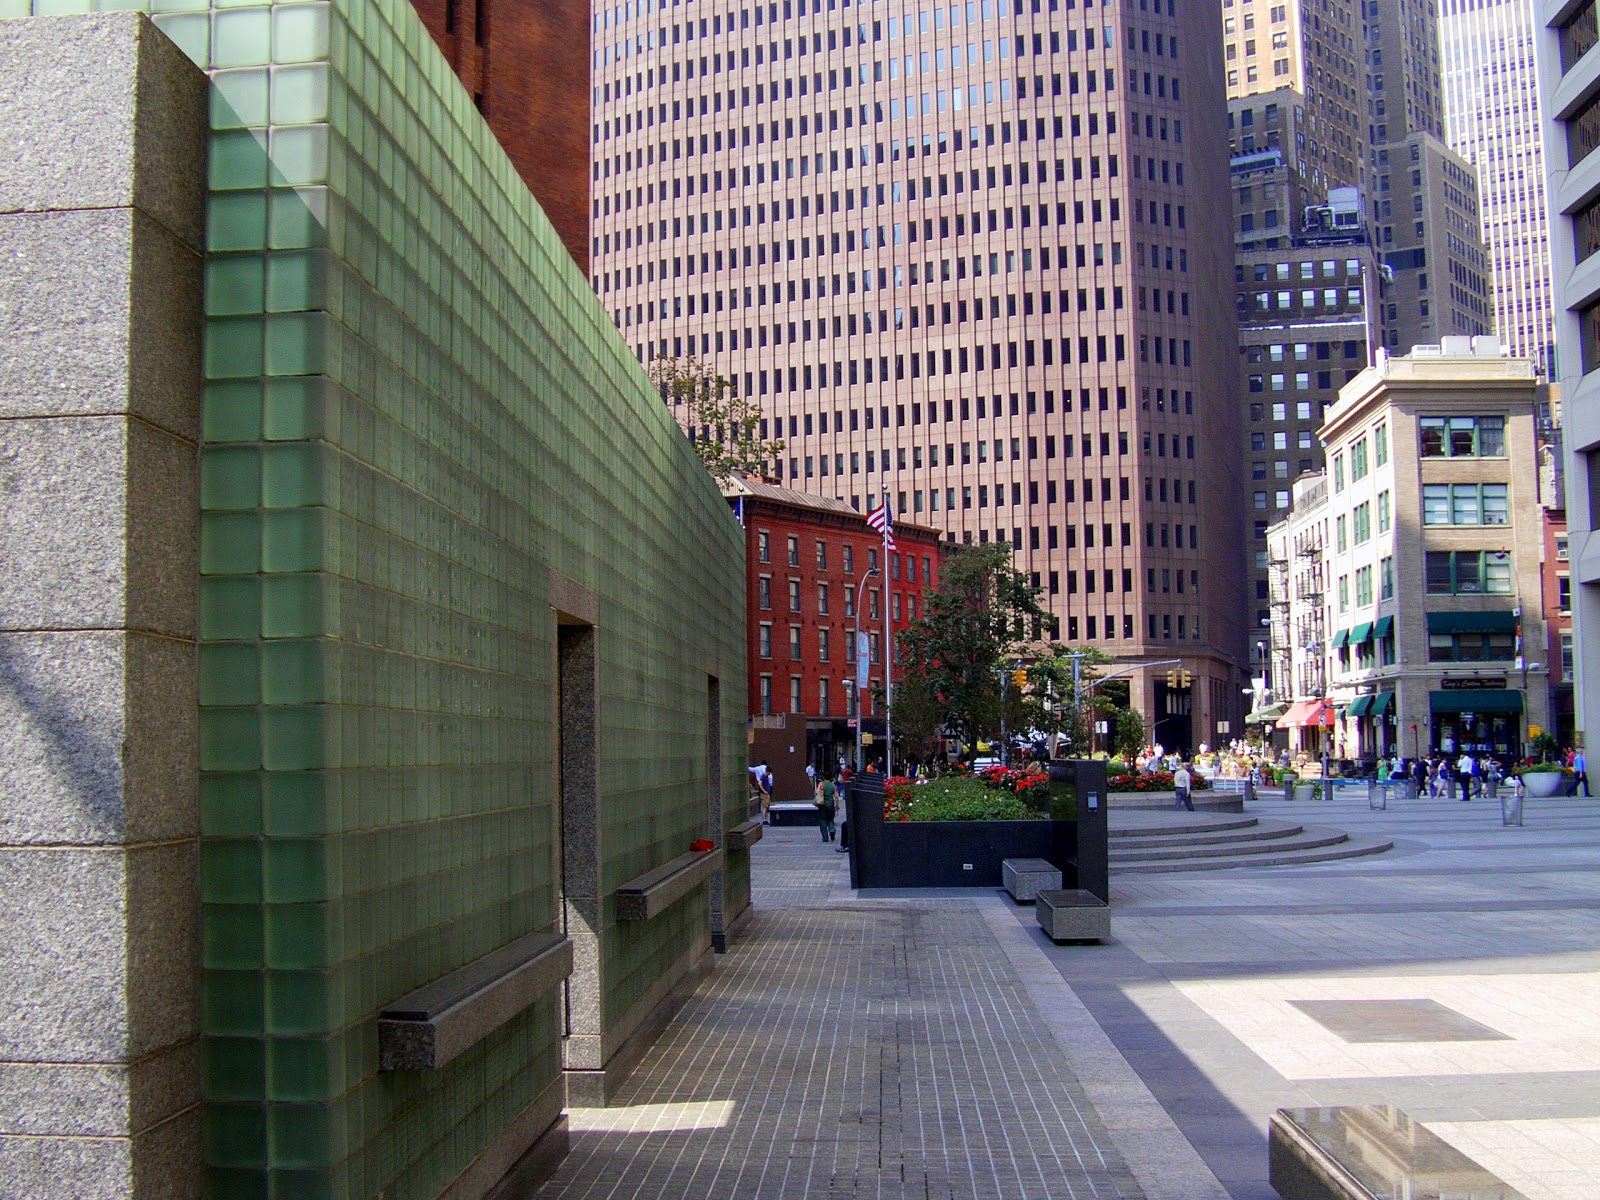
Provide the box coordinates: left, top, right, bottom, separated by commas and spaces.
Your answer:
537, 792, 1600, 1200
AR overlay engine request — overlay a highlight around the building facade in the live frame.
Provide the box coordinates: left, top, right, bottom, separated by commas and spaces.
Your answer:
591, 0, 1250, 743
728, 478, 942, 781
0, 8, 748, 1199
1535, 0, 1600, 756
1264, 472, 1335, 755
1314, 339, 1548, 764
1439, 0, 1555, 373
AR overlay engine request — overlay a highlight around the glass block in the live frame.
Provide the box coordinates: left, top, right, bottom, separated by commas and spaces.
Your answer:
205, 254, 266, 318
270, 63, 329, 124
200, 641, 262, 706
204, 1037, 267, 1103
200, 511, 261, 575
201, 446, 262, 511
208, 192, 268, 253
267, 123, 329, 186
200, 576, 262, 641
204, 1167, 269, 1200
212, 7, 272, 68
268, 186, 329, 250
0, 0, 31, 14
261, 443, 325, 509
200, 772, 264, 837
272, 2, 330, 63
209, 129, 270, 190
261, 508, 324, 573
262, 838, 333, 903
268, 1101, 345, 1169
204, 380, 264, 443
263, 771, 332, 836
33, 0, 93, 12
265, 968, 339, 1035
261, 574, 326, 638
204, 903, 265, 970
205, 1100, 268, 1168
261, 705, 330, 771
267, 1036, 345, 1102
260, 638, 324, 703
263, 311, 326, 376
200, 838, 262, 904
211, 68, 269, 129
262, 376, 325, 441
264, 248, 325, 313
199, 707, 263, 773
265, 903, 333, 969
204, 316, 265, 381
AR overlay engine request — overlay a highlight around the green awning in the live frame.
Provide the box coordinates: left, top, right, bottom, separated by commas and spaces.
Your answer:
1426, 611, 1518, 635
1372, 691, 1396, 715
1349, 621, 1374, 645
1248, 701, 1291, 724
1330, 629, 1350, 649
1348, 694, 1374, 717
1373, 616, 1394, 639
1429, 689, 1523, 714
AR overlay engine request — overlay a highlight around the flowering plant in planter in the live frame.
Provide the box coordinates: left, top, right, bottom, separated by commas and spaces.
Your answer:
1107, 770, 1212, 793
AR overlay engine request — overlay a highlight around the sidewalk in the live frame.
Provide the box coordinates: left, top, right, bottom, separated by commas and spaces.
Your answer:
535, 793, 1600, 1200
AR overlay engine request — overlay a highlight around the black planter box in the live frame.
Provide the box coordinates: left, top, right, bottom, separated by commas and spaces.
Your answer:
845, 761, 1109, 898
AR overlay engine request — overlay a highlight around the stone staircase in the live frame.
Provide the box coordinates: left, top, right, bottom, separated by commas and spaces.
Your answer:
1110, 812, 1394, 873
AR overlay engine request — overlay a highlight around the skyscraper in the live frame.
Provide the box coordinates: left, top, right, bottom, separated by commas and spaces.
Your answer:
592, 0, 1247, 744
1440, 0, 1555, 372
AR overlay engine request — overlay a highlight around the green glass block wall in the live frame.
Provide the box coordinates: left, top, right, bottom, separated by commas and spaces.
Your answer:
8, 0, 748, 1196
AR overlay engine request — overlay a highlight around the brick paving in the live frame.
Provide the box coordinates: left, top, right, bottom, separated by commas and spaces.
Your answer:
540, 831, 1148, 1200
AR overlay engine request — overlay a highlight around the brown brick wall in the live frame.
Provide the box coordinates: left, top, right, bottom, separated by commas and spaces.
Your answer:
410, 0, 590, 275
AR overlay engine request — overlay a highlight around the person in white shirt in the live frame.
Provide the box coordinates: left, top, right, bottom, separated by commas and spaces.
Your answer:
1456, 753, 1474, 802
1174, 762, 1194, 811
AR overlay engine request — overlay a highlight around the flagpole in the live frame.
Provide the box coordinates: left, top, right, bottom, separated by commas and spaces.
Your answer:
883, 489, 893, 776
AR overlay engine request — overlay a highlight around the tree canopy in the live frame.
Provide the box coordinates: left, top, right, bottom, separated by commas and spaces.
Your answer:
648, 356, 784, 486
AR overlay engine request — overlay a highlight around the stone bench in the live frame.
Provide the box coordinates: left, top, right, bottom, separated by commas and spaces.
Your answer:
616, 848, 723, 921
1002, 857, 1062, 902
1270, 1105, 1526, 1200
768, 800, 821, 826
1037, 888, 1110, 943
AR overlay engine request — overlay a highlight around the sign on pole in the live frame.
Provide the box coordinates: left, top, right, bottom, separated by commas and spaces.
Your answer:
856, 631, 870, 693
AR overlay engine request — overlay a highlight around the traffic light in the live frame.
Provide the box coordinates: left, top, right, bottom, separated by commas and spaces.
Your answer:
1165, 668, 1193, 689
1011, 669, 1029, 688
1165, 668, 1178, 689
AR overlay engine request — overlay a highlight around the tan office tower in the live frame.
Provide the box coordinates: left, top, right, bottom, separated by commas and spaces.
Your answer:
1220, 0, 1363, 197
591, 0, 1246, 747
1440, 0, 1555, 373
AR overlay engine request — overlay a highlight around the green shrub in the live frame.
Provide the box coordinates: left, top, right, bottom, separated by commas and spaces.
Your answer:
885, 776, 1043, 822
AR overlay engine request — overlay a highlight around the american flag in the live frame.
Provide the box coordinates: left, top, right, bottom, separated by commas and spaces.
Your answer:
866, 499, 896, 550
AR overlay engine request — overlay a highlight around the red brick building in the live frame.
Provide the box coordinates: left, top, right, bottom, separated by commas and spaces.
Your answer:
408, 0, 590, 274
726, 479, 944, 793
1543, 496, 1575, 747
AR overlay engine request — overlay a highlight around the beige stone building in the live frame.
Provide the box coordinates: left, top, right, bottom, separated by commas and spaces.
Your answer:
591, 0, 1249, 748
1314, 337, 1548, 764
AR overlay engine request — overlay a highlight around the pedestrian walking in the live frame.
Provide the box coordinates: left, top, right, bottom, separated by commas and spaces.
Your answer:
1174, 761, 1194, 812
814, 772, 838, 843
1576, 749, 1590, 797
758, 764, 773, 823
1456, 752, 1475, 802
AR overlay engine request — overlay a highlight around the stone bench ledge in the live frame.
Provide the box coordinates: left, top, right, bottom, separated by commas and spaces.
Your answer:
1038, 888, 1110, 943
616, 848, 723, 921
1002, 857, 1063, 902
725, 818, 764, 851
379, 930, 572, 1071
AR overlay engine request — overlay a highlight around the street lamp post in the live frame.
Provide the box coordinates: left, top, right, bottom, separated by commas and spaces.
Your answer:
852, 567, 880, 772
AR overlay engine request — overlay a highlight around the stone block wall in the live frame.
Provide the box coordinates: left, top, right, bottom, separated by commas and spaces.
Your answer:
0, 15, 209, 1200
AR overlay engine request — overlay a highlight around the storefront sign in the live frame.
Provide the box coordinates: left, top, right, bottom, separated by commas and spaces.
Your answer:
1440, 677, 1508, 690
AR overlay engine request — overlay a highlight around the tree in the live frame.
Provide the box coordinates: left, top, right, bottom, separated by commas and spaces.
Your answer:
1112, 707, 1147, 759
886, 669, 945, 766
648, 356, 784, 485
1020, 646, 1117, 756
893, 543, 1052, 754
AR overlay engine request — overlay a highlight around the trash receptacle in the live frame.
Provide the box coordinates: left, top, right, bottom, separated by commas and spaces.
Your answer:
1368, 781, 1388, 810
1501, 783, 1525, 827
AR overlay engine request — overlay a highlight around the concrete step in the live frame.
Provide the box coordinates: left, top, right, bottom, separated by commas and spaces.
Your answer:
1108, 818, 1304, 851
1111, 825, 1350, 863
1110, 813, 1261, 838
1114, 830, 1396, 873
